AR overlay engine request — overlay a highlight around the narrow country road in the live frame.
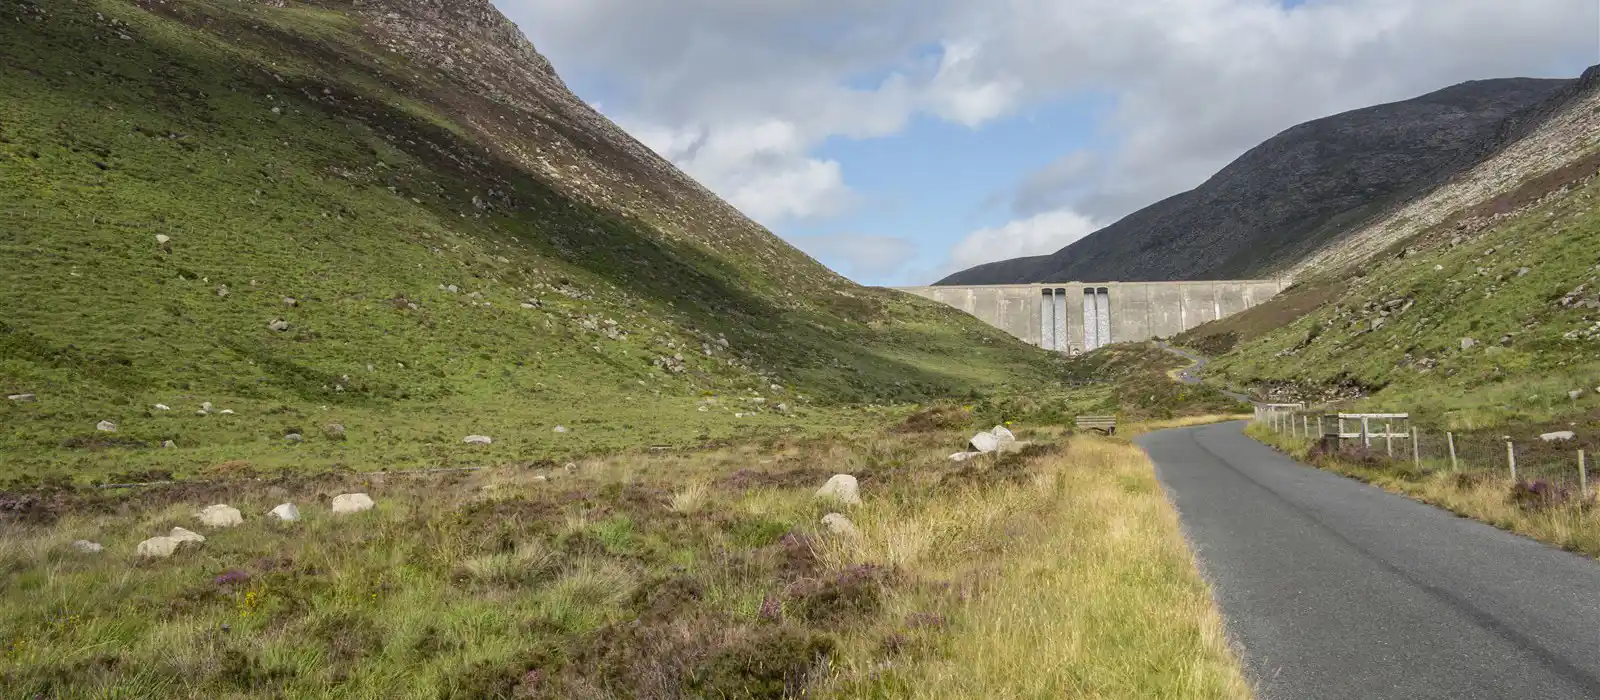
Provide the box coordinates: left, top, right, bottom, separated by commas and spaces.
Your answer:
1141, 421, 1600, 700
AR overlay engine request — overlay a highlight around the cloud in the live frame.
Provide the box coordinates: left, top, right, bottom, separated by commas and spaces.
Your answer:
946, 209, 1101, 272
788, 233, 918, 282
497, 0, 1600, 276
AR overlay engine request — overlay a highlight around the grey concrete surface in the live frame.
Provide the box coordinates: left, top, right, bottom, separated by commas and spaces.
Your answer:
1140, 421, 1600, 700
896, 279, 1287, 353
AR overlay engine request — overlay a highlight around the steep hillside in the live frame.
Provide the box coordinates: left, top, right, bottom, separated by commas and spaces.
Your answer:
0, 0, 1066, 482
939, 73, 1584, 285
1199, 152, 1600, 431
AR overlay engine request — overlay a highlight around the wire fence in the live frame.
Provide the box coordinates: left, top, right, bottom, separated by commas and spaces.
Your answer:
1253, 408, 1592, 498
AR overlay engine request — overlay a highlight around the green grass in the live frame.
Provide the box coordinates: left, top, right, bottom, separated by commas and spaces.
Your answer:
1208, 161, 1600, 431
0, 0, 1075, 483
0, 422, 1249, 699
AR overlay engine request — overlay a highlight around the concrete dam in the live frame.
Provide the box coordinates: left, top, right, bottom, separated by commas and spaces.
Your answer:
897, 280, 1288, 354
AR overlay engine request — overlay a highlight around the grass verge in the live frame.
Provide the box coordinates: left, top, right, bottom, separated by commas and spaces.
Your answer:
1, 420, 1249, 699
1247, 423, 1600, 558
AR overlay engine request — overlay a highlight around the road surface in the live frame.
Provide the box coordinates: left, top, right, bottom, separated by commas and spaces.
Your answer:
1141, 421, 1600, 700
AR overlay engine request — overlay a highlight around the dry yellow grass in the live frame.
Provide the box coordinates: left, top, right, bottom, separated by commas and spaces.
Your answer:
1249, 425, 1600, 558
824, 437, 1252, 699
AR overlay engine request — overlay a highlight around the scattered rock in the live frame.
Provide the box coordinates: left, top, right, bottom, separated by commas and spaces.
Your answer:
153, 403, 170, 411
96, 420, 118, 433
285, 433, 303, 443
949, 452, 983, 462
268, 503, 300, 522
324, 423, 347, 441
200, 402, 214, 414
815, 474, 861, 506
72, 540, 103, 554
283, 297, 298, 307
552, 426, 568, 434
215, 284, 230, 298
8, 393, 36, 402
163, 440, 177, 449
219, 409, 235, 415
331, 493, 375, 515
1540, 431, 1576, 442
137, 536, 181, 558
169, 527, 206, 543
990, 425, 1017, 447
821, 513, 859, 538
969, 431, 1000, 454
775, 403, 789, 413
268, 319, 290, 332
197, 505, 243, 528
155, 234, 172, 247
1459, 337, 1477, 350
463, 435, 493, 445
1570, 390, 1585, 401
1517, 267, 1531, 277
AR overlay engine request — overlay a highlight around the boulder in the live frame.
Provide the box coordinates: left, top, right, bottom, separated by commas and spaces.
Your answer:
815, 474, 861, 506
331, 493, 375, 515
155, 234, 171, 247
969, 431, 1000, 454
553, 426, 569, 434
268, 319, 290, 332
324, 423, 347, 441
821, 513, 860, 538
949, 452, 983, 462
197, 505, 243, 528
169, 527, 206, 543
285, 433, 303, 443
154, 404, 171, 411
990, 425, 1017, 446
283, 297, 299, 307
6, 394, 36, 402
162, 440, 177, 449
200, 402, 214, 414
71, 540, 103, 554
1460, 337, 1477, 350
96, 420, 118, 433
137, 536, 181, 558
1570, 390, 1586, 401
1540, 431, 1576, 442
463, 435, 493, 445
268, 503, 300, 522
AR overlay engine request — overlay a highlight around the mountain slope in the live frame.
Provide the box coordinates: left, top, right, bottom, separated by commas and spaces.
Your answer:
0, 0, 1065, 481
939, 74, 1582, 285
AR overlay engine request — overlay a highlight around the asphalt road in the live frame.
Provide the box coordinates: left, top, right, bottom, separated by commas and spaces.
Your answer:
1140, 421, 1600, 700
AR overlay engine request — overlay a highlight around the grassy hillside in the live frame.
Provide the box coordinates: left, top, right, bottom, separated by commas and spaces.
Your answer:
0, 0, 1069, 483
1197, 155, 1600, 432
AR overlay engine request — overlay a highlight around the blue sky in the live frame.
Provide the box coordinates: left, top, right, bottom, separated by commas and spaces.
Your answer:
499, 0, 1600, 286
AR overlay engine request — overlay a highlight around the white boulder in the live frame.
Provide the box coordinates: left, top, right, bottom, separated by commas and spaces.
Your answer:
463, 435, 493, 445
196, 505, 243, 528
331, 493, 375, 515
169, 527, 206, 543
821, 513, 860, 538
1540, 431, 1576, 442
137, 536, 180, 558
72, 540, 103, 554
6, 394, 36, 402
268, 503, 300, 522
154, 234, 171, 247
553, 426, 569, 434
969, 431, 1000, 454
815, 474, 861, 506
949, 451, 983, 462
990, 425, 1017, 446
96, 421, 118, 433
153, 404, 171, 411
162, 440, 177, 449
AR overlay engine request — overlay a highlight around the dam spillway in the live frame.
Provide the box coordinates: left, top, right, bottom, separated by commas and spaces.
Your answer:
896, 279, 1288, 354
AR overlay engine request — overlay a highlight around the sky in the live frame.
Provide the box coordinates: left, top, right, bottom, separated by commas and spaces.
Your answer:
494, 0, 1600, 286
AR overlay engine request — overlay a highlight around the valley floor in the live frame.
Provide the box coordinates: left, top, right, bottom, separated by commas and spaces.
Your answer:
0, 416, 1249, 699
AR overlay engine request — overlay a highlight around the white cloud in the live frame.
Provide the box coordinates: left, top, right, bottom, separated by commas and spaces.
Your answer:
946, 209, 1101, 272
496, 0, 1599, 275
788, 233, 919, 282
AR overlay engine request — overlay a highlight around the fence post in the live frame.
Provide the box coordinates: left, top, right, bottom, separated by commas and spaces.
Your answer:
1447, 432, 1458, 471
1580, 450, 1588, 500
1362, 418, 1371, 449
1303, 416, 1309, 440
1385, 423, 1393, 457
1317, 415, 1324, 438
1507, 440, 1517, 482
1412, 427, 1420, 467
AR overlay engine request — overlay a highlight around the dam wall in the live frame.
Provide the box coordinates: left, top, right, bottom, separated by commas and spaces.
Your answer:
896, 279, 1289, 354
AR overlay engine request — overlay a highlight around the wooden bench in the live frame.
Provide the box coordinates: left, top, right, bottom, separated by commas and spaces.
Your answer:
1075, 415, 1118, 435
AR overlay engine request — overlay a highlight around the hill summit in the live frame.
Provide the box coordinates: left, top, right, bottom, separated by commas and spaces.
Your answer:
939, 71, 1591, 284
